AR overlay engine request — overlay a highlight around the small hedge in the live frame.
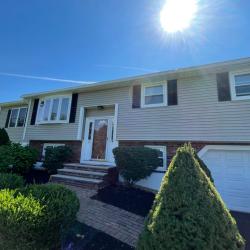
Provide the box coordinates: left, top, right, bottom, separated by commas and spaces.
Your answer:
113, 146, 161, 185
0, 184, 80, 249
44, 146, 73, 174
0, 128, 10, 146
0, 143, 38, 174
0, 173, 24, 190
0, 189, 44, 250
137, 144, 245, 250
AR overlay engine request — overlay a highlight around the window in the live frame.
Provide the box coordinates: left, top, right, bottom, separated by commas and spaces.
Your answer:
145, 145, 167, 171
42, 143, 65, 160
142, 83, 167, 107
8, 107, 27, 128
230, 70, 250, 100
36, 95, 71, 124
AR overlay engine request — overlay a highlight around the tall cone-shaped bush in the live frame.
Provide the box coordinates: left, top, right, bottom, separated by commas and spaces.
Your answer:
137, 144, 245, 250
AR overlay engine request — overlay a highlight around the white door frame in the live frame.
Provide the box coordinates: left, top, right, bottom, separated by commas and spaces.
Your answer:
81, 116, 116, 163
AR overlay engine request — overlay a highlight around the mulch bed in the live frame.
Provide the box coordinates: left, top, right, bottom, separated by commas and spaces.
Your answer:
91, 185, 155, 217
23, 169, 50, 184
62, 221, 134, 250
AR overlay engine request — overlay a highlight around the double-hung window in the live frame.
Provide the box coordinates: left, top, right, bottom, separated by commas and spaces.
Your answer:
145, 145, 167, 171
36, 95, 71, 124
230, 70, 250, 100
142, 82, 167, 107
8, 107, 28, 128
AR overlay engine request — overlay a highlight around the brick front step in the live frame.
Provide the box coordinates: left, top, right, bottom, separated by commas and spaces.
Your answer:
50, 163, 118, 190
50, 174, 106, 190
64, 163, 116, 173
57, 168, 107, 180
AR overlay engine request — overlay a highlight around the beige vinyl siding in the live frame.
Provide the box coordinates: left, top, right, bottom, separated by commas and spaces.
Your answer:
0, 106, 27, 143
23, 70, 250, 143
117, 74, 250, 142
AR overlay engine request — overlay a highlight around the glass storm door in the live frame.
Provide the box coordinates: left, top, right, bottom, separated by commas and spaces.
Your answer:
91, 119, 108, 160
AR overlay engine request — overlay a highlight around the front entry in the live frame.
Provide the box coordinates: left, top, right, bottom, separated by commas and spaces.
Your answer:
82, 117, 115, 162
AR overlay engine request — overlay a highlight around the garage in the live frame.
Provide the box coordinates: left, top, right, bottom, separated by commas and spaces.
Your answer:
199, 146, 250, 213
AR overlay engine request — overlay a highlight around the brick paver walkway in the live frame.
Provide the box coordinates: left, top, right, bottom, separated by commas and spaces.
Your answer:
66, 186, 145, 247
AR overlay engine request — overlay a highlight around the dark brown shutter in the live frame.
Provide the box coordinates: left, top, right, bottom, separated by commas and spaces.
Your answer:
69, 93, 78, 123
30, 99, 39, 125
168, 79, 178, 105
5, 109, 11, 128
217, 72, 231, 102
132, 85, 141, 108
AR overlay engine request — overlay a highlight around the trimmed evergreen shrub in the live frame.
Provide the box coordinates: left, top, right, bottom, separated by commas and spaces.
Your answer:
194, 150, 214, 183
0, 128, 10, 146
44, 146, 73, 174
0, 173, 24, 189
0, 143, 38, 174
20, 184, 80, 249
0, 184, 79, 250
113, 147, 161, 185
0, 189, 44, 250
137, 144, 245, 250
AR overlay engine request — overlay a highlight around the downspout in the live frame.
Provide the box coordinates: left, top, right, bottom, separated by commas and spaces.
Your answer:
22, 99, 32, 145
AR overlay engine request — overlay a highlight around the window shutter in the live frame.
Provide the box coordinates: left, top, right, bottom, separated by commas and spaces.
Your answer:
217, 72, 231, 102
167, 79, 178, 105
30, 99, 39, 125
69, 93, 78, 123
5, 109, 11, 128
132, 85, 141, 108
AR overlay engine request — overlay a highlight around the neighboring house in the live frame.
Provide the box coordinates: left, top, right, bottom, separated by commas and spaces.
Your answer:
1, 57, 250, 213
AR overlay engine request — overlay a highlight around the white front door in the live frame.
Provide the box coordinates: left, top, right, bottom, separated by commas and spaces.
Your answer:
82, 117, 115, 162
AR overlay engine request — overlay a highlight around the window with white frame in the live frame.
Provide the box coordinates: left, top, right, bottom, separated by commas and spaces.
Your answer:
8, 107, 28, 128
42, 143, 65, 159
230, 71, 250, 99
142, 83, 166, 107
36, 96, 71, 124
145, 145, 167, 171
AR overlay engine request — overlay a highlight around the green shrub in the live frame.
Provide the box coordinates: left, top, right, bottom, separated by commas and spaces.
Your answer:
44, 146, 73, 174
113, 146, 161, 185
194, 150, 214, 183
0, 189, 44, 250
0, 184, 79, 250
20, 184, 80, 249
0, 144, 14, 172
0, 143, 38, 174
0, 173, 24, 189
0, 128, 10, 146
137, 144, 245, 250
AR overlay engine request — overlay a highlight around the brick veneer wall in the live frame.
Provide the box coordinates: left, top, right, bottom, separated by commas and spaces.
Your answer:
29, 140, 82, 162
119, 141, 250, 166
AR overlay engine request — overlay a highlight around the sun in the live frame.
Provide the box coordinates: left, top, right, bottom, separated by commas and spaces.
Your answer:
160, 0, 198, 33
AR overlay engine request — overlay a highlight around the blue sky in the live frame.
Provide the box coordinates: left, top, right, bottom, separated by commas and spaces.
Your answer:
0, 0, 250, 102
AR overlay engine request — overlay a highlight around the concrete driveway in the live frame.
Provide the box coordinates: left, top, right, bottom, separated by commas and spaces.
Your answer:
231, 211, 250, 250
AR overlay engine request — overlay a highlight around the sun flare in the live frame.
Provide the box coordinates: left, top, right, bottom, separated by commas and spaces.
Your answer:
160, 0, 198, 33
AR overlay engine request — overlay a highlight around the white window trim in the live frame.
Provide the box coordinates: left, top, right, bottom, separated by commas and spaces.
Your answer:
42, 143, 65, 157
8, 107, 28, 128
141, 82, 167, 108
145, 145, 167, 171
229, 69, 250, 101
36, 95, 72, 125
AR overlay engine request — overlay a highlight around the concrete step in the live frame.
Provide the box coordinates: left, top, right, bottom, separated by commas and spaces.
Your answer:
64, 163, 116, 173
50, 174, 105, 190
57, 168, 107, 179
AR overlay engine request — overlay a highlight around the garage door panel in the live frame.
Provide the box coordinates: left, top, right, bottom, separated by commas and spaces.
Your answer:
201, 148, 250, 213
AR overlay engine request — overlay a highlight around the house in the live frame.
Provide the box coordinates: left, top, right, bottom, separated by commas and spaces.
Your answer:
1, 57, 250, 213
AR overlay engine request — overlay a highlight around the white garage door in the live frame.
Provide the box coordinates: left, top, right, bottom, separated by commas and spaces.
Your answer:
200, 146, 250, 213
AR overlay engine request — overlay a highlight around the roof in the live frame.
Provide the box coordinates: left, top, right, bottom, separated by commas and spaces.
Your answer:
10, 56, 250, 99
0, 100, 28, 108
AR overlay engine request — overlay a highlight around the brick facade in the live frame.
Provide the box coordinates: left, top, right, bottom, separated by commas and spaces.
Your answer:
119, 141, 250, 166
29, 140, 82, 162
